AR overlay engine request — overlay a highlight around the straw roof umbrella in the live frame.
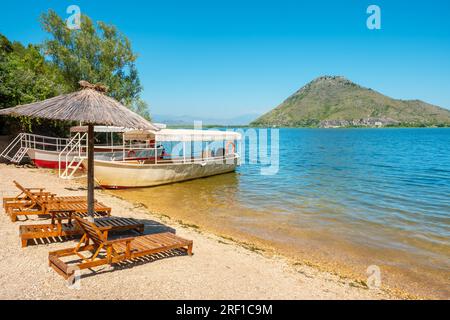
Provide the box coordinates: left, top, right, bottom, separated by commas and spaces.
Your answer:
0, 81, 158, 218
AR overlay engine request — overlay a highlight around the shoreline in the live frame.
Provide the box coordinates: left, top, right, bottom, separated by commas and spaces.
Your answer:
108, 192, 426, 300
0, 163, 406, 299
167, 126, 450, 129
106, 175, 448, 300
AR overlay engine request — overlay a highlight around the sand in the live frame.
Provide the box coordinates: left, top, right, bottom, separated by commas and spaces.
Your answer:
0, 163, 399, 299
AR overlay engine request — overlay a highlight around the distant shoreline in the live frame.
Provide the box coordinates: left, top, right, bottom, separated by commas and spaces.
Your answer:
167, 124, 450, 129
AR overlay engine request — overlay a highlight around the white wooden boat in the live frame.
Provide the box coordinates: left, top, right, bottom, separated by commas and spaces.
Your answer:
86, 128, 242, 188
1, 125, 242, 188
0, 126, 163, 169
85, 155, 240, 188
27, 146, 163, 169
27, 148, 74, 169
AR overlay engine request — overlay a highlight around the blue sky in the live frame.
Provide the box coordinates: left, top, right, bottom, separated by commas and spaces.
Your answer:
1, 0, 449, 118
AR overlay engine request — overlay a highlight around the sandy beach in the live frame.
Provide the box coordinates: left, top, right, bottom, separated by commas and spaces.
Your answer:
0, 163, 401, 300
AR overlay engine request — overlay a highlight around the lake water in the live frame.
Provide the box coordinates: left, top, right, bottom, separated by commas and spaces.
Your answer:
110, 128, 450, 298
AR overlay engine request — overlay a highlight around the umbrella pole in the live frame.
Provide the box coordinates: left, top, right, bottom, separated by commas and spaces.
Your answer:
87, 124, 95, 221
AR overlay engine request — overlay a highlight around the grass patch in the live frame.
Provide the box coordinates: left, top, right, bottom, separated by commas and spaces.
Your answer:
292, 260, 319, 269
133, 202, 147, 209
219, 235, 265, 254
177, 220, 200, 230
349, 279, 369, 289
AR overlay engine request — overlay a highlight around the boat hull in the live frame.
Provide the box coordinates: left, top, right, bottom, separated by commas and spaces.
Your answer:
27, 148, 162, 169
27, 149, 77, 169
86, 157, 239, 188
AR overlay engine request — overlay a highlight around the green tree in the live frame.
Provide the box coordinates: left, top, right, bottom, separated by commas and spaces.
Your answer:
0, 34, 70, 134
40, 10, 151, 119
0, 34, 68, 109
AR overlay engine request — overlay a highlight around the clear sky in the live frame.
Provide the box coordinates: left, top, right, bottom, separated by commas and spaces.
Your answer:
1, 0, 449, 118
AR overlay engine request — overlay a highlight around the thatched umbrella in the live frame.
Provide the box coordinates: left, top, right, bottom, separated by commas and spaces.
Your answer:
0, 81, 157, 218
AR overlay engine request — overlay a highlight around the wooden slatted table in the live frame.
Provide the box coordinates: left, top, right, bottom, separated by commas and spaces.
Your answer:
20, 216, 144, 247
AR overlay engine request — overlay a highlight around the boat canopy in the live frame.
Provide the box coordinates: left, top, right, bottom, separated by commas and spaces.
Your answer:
70, 123, 166, 133
70, 126, 133, 133
123, 129, 242, 142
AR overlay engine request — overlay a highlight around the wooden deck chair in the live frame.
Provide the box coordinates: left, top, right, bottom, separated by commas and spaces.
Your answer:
7, 186, 111, 222
20, 216, 145, 247
3, 181, 53, 211
49, 216, 193, 279
3, 181, 85, 214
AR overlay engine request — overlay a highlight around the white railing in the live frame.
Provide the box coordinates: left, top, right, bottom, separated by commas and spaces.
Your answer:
58, 132, 88, 179
0, 133, 24, 161
154, 154, 237, 164
0, 133, 70, 163
19, 133, 69, 151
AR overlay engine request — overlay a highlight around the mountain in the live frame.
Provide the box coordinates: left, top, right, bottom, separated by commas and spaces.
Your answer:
153, 113, 259, 126
251, 76, 450, 128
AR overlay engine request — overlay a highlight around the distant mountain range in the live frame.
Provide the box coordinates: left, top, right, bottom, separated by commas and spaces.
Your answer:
152, 113, 259, 126
251, 76, 450, 128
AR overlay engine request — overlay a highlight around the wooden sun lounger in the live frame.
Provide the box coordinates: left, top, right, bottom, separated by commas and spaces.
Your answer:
20, 217, 144, 247
5, 181, 111, 222
8, 200, 111, 222
49, 216, 193, 279
3, 180, 86, 214
3, 181, 52, 210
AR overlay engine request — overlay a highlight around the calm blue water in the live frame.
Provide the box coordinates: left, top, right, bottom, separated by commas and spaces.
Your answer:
114, 128, 450, 297
237, 128, 450, 252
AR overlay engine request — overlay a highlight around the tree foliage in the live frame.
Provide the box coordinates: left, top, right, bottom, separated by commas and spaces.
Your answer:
0, 34, 68, 109
40, 10, 150, 119
0, 34, 71, 134
0, 9, 151, 136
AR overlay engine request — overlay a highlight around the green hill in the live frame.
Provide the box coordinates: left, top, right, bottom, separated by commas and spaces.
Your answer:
251, 76, 450, 127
